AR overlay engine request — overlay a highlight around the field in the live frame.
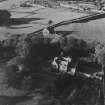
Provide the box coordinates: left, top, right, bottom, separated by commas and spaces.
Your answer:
0, 2, 105, 42
55, 17, 105, 42
0, 0, 88, 40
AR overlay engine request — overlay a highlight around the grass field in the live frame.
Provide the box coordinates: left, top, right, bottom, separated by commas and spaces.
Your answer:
0, 3, 88, 40
55, 17, 105, 42
0, 3, 105, 43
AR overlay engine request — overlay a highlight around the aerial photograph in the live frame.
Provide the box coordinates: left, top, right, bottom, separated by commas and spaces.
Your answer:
0, 0, 105, 105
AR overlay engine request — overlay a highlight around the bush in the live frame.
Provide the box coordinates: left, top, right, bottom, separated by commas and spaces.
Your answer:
5, 63, 32, 90
5, 64, 23, 89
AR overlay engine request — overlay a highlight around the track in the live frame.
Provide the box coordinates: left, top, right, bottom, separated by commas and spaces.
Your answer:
28, 12, 105, 36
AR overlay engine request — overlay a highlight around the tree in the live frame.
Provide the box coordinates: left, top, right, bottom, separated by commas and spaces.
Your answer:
61, 35, 89, 59
94, 43, 105, 105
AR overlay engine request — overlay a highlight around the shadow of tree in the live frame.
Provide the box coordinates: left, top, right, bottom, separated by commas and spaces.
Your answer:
56, 31, 77, 37
8, 17, 43, 25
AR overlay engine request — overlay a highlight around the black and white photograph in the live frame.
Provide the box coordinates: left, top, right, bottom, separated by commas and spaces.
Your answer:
0, 0, 104, 105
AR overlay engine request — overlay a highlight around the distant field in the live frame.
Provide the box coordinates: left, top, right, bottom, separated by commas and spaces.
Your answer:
0, 1, 105, 42
0, 6, 87, 40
